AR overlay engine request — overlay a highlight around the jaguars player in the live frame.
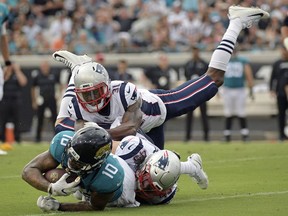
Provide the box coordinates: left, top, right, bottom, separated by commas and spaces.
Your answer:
53, 6, 269, 149
22, 125, 139, 212
0, 3, 12, 102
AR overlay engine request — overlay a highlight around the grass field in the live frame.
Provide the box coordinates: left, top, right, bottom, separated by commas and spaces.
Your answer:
1, 141, 288, 216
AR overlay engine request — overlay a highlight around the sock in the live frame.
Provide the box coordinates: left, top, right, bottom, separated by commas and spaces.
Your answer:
209, 18, 242, 71
180, 161, 196, 175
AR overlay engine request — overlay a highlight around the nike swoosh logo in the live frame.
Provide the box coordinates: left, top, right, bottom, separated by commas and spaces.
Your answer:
128, 144, 134, 150
248, 13, 264, 17
61, 189, 68, 195
54, 53, 72, 68
68, 104, 72, 109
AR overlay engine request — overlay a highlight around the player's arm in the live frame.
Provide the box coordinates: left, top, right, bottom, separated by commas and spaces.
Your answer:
244, 63, 254, 99
57, 191, 114, 211
22, 150, 59, 192
1, 22, 12, 79
107, 98, 143, 141
281, 15, 288, 50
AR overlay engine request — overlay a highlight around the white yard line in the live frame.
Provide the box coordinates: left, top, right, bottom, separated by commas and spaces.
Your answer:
173, 190, 288, 203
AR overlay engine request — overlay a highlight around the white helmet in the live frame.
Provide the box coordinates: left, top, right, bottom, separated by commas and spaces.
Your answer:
74, 62, 111, 112
136, 150, 181, 198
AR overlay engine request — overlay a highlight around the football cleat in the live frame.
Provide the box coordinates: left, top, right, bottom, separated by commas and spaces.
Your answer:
228, 5, 270, 29
188, 153, 208, 189
0, 149, 8, 155
52, 50, 92, 70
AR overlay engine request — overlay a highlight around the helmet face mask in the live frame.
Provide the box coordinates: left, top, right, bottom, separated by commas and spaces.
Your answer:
136, 150, 181, 199
62, 126, 112, 175
74, 62, 111, 113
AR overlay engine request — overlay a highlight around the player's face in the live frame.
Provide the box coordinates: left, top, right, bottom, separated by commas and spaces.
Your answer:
81, 89, 102, 106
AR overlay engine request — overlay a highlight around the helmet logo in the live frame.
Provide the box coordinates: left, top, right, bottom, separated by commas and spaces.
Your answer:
96, 64, 105, 74
94, 144, 110, 160
153, 150, 169, 171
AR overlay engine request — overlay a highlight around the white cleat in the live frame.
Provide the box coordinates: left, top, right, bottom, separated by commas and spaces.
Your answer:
188, 153, 208, 189
228, 5, 270, 29
0, 149, 8, 155
52, 50, 92, 70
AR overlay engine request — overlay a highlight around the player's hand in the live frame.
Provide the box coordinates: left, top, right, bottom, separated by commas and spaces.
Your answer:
48, 173, 80, 196
37, 195, 60, 211
284, 37, 288, 51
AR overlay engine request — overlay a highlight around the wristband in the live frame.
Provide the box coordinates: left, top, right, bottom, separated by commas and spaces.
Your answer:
5, 60, 12, 66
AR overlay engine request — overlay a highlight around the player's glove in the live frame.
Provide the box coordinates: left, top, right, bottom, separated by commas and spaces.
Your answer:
48, 173, 80, 196
37, 195, 60, 211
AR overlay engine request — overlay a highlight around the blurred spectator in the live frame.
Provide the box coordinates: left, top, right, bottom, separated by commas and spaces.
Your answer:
48, 10, 72, 51
282, 13, 288, 50
183, 46, 209, 142
269, 46, 288, 141
31, 0, 63, 16
0, 63, 28, 144
167, 0, 187, 51
22, 15, 42, 47
0, 0, 286, 54
71, 30, 97, 55
222, 50, 254, 142
31, 60, 60, 142
92, 5, 120, 50
141, 52, 174, 90
110, 59, 135, 82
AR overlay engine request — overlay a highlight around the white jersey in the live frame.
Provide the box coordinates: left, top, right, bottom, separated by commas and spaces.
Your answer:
115, 135, 177, 205
63, 80, 167, 132
107, 155, 140, 207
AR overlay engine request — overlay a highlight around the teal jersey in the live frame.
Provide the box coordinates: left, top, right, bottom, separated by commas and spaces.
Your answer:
224, 56, 249, 88
49, 131, 124, 202
0, 3, 9, 35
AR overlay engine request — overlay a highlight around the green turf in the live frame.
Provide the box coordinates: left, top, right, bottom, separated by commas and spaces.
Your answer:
1, 141, 288, 216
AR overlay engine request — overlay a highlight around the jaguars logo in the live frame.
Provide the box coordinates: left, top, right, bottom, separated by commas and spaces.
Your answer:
94, 144, 111, 160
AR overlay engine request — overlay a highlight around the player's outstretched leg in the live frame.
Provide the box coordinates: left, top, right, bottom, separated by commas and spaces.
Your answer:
207, 5, 269, 87
187, 153, 209, 190
52, 50, 92, 70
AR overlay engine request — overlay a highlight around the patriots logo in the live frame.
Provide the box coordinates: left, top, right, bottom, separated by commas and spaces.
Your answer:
154, 150, 169, 171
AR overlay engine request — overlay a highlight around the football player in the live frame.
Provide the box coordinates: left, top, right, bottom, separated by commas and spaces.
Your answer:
22, 124, 140, 212
54, 6, 269, 149
114, 134, 208, 205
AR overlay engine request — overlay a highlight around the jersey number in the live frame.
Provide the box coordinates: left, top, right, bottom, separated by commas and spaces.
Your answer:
102, 163, 118, 179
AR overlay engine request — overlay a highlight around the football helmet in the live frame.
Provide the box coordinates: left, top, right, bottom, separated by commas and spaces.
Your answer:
64, 126, 112, 175
136, 150, 181, 199
74, 62, 111, 113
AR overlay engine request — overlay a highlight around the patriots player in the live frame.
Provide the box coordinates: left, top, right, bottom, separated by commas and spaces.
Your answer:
114, 134, 208, 205
54, 6, 269, 149
22, 125, 140, 212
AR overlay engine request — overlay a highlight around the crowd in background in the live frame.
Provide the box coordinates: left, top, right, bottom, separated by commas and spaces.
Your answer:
3, 0, 288, 55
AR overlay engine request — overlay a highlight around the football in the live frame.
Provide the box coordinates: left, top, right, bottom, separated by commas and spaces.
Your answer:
44, 168, 78, 183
